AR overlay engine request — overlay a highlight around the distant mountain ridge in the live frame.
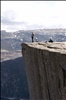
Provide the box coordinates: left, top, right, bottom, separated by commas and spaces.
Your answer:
1, 28, 66, 51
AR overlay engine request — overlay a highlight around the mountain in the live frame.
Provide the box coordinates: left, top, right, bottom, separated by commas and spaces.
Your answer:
1, 57, 30, 99
1, 29, 66, 51
1, 28, 66, 100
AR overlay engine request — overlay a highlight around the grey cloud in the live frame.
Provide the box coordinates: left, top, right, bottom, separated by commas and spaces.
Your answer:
26, 24, 45, 30
1, 10, 45, 31
1, 17, 27, 26
1, 16, 45, 30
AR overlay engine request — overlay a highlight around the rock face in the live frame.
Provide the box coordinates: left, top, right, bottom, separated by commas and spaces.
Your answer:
21, 42, 66, 100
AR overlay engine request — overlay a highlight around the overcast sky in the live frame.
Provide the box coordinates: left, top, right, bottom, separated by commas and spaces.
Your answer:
1, 1, 66, 32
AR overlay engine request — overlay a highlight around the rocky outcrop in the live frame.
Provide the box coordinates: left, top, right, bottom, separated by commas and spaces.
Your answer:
21, 42, 66, 100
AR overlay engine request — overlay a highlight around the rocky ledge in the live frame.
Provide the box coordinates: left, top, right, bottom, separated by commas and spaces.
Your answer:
21, 42, 66, 100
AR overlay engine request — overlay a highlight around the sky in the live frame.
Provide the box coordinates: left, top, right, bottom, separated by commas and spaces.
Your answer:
1, 1, 66, 32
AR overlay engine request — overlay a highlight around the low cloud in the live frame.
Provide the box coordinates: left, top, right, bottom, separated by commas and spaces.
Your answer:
1, 17, 27, 26
1, 15, 45, 31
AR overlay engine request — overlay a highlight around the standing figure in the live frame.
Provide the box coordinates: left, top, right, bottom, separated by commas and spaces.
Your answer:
31, 32, 34, 42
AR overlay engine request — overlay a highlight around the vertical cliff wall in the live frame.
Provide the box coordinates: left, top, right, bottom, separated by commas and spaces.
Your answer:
21, 42, 66, 100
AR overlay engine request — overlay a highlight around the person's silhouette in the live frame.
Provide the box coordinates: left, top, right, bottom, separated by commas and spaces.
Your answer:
48, 37, 53, 43
31, 32, 34, 42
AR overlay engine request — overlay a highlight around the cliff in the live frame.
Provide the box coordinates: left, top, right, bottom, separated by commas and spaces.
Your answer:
21, 42, 66, 100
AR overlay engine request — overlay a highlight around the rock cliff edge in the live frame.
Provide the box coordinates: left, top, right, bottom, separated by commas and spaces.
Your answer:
21, 42, 66, 100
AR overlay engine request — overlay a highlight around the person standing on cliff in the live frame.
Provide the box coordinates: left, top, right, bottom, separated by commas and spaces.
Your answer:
31, 32, 34, 42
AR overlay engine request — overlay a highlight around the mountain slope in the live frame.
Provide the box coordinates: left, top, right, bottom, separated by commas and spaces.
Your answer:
1, 57, 29, 99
